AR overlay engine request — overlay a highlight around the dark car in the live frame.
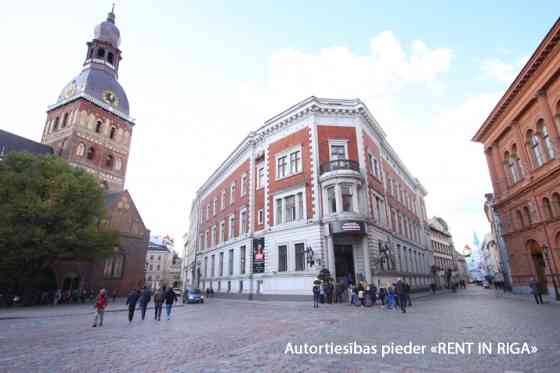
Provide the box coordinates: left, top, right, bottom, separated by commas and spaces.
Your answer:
183, 288, 204, 304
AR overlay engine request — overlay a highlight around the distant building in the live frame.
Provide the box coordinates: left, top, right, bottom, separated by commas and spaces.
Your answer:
428, 217, 455, 287
145, 236, 181, 289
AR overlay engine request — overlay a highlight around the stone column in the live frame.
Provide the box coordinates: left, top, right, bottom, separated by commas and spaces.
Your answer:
362, 236, 371, 282
327, 235, 335, 277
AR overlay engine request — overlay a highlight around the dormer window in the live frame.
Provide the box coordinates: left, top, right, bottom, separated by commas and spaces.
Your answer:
105, 154, 114, 168
86, 147, 95, 160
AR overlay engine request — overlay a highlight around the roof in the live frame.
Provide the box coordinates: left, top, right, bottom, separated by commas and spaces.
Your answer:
0, 129, 53, 157
148, 242, 171, 253
103, 190, 124, 208
472, 17, 560, 143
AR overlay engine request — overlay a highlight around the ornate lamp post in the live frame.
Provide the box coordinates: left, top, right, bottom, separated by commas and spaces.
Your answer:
542, 244, 560, 301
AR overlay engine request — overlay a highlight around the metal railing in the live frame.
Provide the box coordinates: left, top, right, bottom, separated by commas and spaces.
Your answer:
320, 159, 360, 175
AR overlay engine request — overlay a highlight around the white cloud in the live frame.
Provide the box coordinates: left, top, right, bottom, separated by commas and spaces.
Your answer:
481, 58, 519, 83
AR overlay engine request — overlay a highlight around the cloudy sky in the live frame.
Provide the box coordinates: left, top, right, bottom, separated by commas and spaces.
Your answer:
1, 1, 558, 254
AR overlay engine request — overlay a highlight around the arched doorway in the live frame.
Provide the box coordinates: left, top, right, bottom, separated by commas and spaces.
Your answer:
527, 240, 547, 293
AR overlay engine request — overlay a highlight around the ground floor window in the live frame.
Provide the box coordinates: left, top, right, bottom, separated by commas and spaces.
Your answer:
278, 245, 288, 272
295, 243, 305, 271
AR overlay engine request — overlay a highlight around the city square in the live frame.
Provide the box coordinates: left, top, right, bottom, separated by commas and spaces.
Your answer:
1, 288, 559, 373
1, 2, 560, 373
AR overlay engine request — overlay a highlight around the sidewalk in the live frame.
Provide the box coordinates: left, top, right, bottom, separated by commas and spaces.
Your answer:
0, 301, 185, 320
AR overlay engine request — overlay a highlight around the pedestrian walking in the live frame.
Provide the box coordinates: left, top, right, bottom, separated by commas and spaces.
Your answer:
126, 288, 141, 323
430, 282, 436, 295
370, 285, 377, 306
404, 281, 412, 307
312, 283, 320, 308
139, 286, 152, 320
396, 279, 408, 314
379, 287, 386, 305
529, 279, 543, 304
386, 285, 395, 310
92, 289, 107, 327
164, 287, 178, 320
153, 287, 164, 321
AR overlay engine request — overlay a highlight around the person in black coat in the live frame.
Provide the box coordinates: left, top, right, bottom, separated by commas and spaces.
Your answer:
126, 288, 141, 322
312, 284, 320, 308
378, 287, 386, 305
370, 285, 377, 305
139, 286, 152, 320
164, 287, 178, 320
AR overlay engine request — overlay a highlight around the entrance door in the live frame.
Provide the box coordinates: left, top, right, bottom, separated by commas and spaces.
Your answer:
527, 240, 548, 294
334, 245, 355, 284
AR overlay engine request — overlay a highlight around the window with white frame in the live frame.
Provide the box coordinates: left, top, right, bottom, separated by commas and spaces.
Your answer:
278, 245, 288, 272
274, 189, 306, 225
276, 146, 302, 179
240, 208, 248, 235
221, 190, 226, 210
219, 252, 224, 276
240, 174, 248, 196
329, 141, 347, 160
341, 183, 354, 212
211, 225, 217, 247
206, 205, 210, 221
213, 197, 217, 216
258, 209, 264, 225
257, 166, 265, 189
228, 215, 235, 240
211, 255, 215, 277
220, 220, 225, 243
295, 243, 305, 271
240, 246, 246, 274
326, 185, 337, 213
230, 182, 236, 204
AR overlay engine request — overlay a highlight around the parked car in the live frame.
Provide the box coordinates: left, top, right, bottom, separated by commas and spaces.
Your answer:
183, 288, 204, 304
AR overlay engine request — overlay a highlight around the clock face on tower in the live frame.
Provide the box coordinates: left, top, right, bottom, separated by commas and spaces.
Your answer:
64, 81, 77, 98
102, 90, 119, 107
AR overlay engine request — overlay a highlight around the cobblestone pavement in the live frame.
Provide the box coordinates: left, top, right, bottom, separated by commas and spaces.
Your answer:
0, 287, 558, 373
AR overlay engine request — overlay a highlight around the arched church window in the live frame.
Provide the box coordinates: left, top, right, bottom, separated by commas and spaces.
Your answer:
76, 143, 85, 157
523, 206, 532, 225
537, 119, 555, 161
62, 113, 69, 128
516, 210, 524, 228
53, 117, 59, 131
95, 120, 103, 134
110, 126, 116, 140
107, 52, 114, 65
553, 193, 560, 217
97, 48, 105, 59
527, 130, 544, 168
105, 154, 114, 168
86, 146, 95, 160
543, 198, 553, 220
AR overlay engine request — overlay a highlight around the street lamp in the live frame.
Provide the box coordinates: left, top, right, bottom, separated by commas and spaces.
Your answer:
542, 244, 560, 301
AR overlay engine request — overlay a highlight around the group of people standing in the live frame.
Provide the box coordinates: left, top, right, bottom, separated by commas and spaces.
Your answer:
312, 278, 412, 313
92, 286, 178, 327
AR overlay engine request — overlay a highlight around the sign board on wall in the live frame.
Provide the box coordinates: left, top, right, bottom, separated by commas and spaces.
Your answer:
252, 238, 265, 273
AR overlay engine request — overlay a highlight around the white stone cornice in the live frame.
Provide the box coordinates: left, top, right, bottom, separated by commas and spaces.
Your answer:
48, 93, 135, 126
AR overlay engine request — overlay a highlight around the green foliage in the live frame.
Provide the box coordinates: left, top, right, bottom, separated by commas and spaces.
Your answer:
0, 152, 118, 288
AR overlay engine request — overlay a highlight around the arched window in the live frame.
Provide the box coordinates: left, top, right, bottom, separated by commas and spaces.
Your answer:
62, 113, 69, 128
107, 52, 114, 65
86, 146, 95, 160
537, 119, 555, 161
511, 144, 523, 180
53, 117, 60, 131
516, 210, 524, 228
553, 193, 560, 217
76, 143, 85, 157
527, 130, 544, 168
523, 206, 532, 225
105, 154, 114, 168
96, 48, 105, 58
110, 126, 116, 140
95, 120, 102, 134
543, 198, 553, 220
504, 151, 517, 184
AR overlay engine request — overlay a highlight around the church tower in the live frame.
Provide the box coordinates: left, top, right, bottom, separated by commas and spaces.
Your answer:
42, 7, 134, 192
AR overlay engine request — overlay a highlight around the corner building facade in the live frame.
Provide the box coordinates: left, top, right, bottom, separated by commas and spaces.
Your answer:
190, 97, 433, 296
473, 19, 560, 297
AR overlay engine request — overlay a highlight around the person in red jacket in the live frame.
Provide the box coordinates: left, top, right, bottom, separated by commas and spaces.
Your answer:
92, 289, 107, 327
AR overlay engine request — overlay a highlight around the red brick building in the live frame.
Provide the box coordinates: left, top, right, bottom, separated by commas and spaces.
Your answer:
188, 97, 434, 296
473, 18, 560, 299
40, 9, 149, 294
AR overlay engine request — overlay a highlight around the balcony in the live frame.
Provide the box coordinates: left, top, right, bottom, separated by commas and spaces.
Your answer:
320, 159, 359, 175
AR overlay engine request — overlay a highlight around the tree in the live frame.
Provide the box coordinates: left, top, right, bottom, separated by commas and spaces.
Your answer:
0, 152, 119, 291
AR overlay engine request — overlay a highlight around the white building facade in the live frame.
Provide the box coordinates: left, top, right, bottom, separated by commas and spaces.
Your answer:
187, 97, 434, 297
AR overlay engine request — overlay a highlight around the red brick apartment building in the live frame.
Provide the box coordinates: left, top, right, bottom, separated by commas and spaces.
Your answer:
188, 97, 435, 296
473, 18, 560, 298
